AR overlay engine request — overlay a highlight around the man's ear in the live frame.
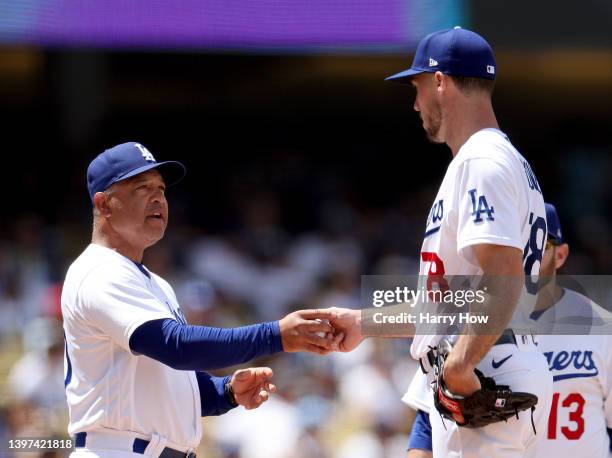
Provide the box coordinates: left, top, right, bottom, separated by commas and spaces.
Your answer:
554, 244, 569, 270
434, 71, 446, 94
434, 72, 444, 89
93, 192, 111, 217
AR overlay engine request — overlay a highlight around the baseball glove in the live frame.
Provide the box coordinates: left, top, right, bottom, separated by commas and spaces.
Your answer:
431, 340, 538, 429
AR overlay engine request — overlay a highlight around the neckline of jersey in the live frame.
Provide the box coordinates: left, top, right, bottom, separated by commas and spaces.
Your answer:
132, 261, 151, 279
455, 127, 509, 161
88, 243, 151, 278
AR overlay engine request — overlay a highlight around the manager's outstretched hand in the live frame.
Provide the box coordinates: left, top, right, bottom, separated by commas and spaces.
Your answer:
230, 367, 277, 410
279, 309, 343, 354
327, 307, 364, 352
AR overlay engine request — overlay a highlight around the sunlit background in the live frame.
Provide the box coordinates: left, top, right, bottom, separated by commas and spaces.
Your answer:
0, 1, 610, 457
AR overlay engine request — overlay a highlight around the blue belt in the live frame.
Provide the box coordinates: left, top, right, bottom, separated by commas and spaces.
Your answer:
74, 432, 196, 458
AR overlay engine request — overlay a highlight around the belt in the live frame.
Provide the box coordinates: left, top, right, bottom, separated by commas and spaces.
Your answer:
74, 432, 196, 458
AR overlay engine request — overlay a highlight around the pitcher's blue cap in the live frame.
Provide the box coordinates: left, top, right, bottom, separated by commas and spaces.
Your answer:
545, 203, 564, 244
386, 27, 496, 84
87, 142, 186, 202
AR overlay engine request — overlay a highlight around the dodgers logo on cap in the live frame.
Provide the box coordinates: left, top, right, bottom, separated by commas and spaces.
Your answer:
134, 143, 156, 162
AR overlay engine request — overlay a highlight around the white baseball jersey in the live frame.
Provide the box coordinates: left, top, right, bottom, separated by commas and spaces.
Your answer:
61, 244, 201, 450
534, 289, 612, 458
411, 128, 547, 359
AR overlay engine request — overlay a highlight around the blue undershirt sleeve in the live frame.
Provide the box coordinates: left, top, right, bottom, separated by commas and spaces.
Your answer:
408, 409, 433, 452
129, 318, 283, 371
196, 372, 235, 417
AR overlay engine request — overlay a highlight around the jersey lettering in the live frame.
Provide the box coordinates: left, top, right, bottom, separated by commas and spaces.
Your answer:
424, 200, 444, 238
522, 160, 542, 194
428, 199, 444, 225
543, 350, 598, 381
468, 189, 495, 222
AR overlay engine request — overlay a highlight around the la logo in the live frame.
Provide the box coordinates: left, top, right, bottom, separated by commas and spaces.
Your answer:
468, 188, 494, 223
134, 143, 156, 162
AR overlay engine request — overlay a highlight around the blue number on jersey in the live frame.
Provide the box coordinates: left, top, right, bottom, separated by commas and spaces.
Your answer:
523, 212, 547, 292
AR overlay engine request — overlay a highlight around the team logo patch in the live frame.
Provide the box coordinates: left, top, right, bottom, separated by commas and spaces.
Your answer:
468, 189, 494, 222
134, 143, 156, 163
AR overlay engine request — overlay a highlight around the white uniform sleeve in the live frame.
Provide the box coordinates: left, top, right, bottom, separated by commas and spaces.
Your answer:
401, 370, 432, 414
455, 157, 523, 265
79, 263, 175, 352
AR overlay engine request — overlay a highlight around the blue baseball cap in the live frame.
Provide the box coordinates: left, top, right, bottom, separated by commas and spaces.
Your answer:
386, 27, 496, 84
87, 142, 186, 202
545, 203, 564, 244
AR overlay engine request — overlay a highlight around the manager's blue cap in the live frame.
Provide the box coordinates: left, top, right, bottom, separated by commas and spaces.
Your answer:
87, 142, 186, 202
386, 27, 496, 84
545, 203, 564, 244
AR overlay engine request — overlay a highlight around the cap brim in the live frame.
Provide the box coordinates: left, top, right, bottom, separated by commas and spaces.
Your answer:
114, 161, 187, 188
385, 68, 424, 84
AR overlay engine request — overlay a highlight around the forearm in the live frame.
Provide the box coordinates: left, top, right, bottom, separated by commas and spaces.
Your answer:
450, 245, 524, 368
129, 318, 283, 370
452, 276, 522, 367
196, 372, 236, 416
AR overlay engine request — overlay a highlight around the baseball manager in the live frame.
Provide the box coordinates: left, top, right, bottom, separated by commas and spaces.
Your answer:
61, 142, 340, 458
